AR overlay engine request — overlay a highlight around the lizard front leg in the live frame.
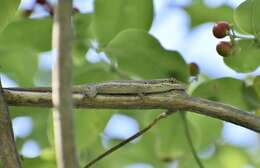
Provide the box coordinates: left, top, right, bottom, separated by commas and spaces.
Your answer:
137, 92, 145, 100
81, 85, 97, 98
135, 87, 145, 100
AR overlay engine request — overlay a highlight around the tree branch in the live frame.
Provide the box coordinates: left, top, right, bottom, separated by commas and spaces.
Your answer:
52, 0, 77, 167
3, 89, 260, 133
180, 96, 260, 133
0, 80, 21, 168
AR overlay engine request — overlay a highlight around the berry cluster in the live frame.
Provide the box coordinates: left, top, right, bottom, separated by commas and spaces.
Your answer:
212, 21, 234, 57
22, 0, 79, 18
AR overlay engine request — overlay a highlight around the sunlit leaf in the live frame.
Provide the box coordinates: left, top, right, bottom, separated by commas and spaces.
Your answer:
93, 0, 153, 47
10, 107, 51, 149
73, 62, 118, 84
0, 0, 20, 32
253, 76, 260, 98
187, 113, 223, 150
21, 156, 56, 168
75, 109, 114, 152
91, 133, 164, 168
105, 29, 189, 82
0, 18, 52, 51
224, 39, 260, 72
73, 14, 92, 60
192, 78, 250, 110
185, 1, 233, 27
217, 145, 250, 168
234, 0, 260, 35
154, 113, 201, 162
242, 85, 260, 110
0, 47, 38, 86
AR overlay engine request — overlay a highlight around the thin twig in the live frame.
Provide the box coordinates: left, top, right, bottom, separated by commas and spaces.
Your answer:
52, 0, 77, 167
180, 113, 204, 168
84, 110, 177, 168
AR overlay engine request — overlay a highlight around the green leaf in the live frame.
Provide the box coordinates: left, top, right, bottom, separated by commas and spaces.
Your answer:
253, 76, 260, 98
185, 1, 233, 27
187, 113, 223, 150
242, 85, 260, 110
0, 18, 52, 51
223, 39, 260, 72
73, 14, 92, 60
192, 78, 250, 111
202, 145, 251, 168
78, 111, 164, 167
0, 47, 38, 86
0, 14, 92, 63
21, 156, 56, 168
217, 145, 250, 168
10, 107, 51, 149
75, 109, 114, 152
73, 63, 118, 84
178, 155, 202, 168
46, 109, 114, 163
0, 0, 20, 32
0, 18, 52, 85
234, 0, 260, 35
154, 113, 201, 162
92, 132, 164, 168
93, 0, 153, 47
105, 29, 189, 82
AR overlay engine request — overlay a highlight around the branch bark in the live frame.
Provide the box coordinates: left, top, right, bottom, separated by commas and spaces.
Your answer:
3, 89, 260, 133
52, 0, 77, 167
0, 80, 21, 168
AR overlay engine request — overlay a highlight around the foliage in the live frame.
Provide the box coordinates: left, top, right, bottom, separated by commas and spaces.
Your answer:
0, 0, 20, 32
0, 0, 259, 168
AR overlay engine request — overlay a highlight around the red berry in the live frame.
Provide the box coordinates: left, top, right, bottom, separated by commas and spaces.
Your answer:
216, 41, 234, 57
189, 63, 199, 76
213, 21, 230, 38
36, 0, 47, 5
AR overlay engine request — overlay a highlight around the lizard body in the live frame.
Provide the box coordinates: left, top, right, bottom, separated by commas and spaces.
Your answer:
4, 78, 185, 97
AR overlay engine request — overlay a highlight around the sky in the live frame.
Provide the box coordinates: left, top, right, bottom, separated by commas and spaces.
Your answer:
2, 0, 260, 167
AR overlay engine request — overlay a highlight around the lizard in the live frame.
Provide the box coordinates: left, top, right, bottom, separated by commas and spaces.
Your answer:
4, 78, 186, 98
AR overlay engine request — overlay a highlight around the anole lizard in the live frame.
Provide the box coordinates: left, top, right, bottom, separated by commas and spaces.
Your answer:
4, 78, 186, 98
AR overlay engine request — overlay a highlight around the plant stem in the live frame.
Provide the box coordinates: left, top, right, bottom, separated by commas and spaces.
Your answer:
181, 113, 205, 168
